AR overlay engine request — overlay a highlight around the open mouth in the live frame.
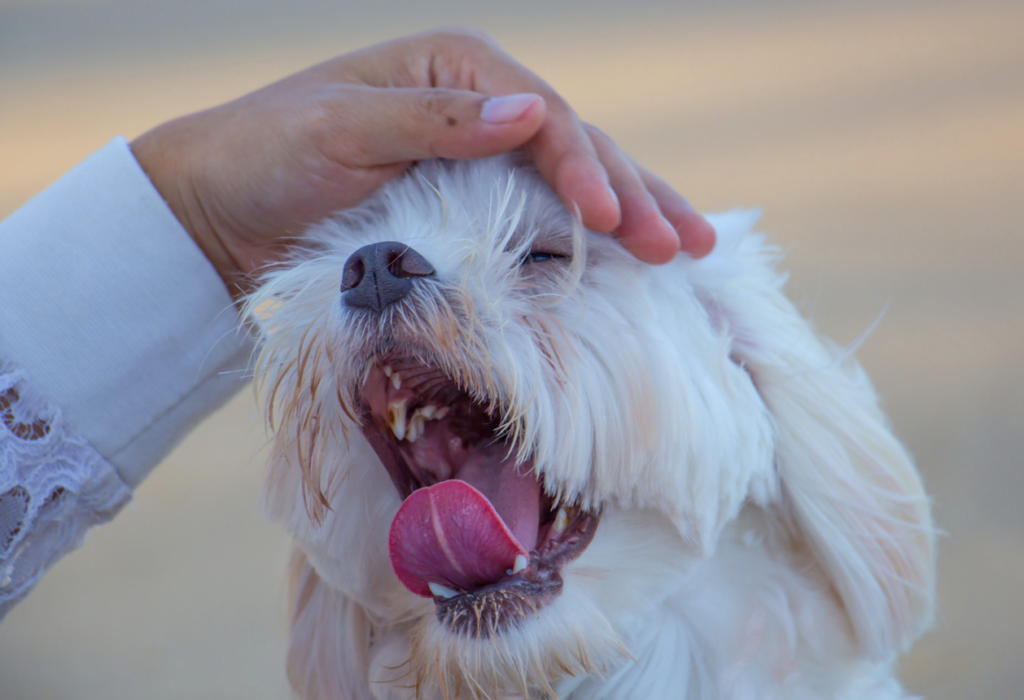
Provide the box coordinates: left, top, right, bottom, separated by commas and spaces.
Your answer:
358, 356, 599, 636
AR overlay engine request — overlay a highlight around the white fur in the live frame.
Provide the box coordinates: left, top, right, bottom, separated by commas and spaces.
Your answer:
244, 156, 934, 700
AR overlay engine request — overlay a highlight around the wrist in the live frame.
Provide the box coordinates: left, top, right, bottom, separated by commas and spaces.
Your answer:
131, 120, 246, 299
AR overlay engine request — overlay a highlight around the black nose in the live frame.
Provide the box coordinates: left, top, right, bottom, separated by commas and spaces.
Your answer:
340, 241, 435, 312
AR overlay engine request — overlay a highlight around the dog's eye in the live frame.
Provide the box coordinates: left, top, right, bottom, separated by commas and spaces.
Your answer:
521, 251, 570, 265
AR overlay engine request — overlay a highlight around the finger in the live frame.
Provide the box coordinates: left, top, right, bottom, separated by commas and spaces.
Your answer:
632, 162, 717, 259
586, 126, 681, 264
339, 29, 623, 233
524, 116, 622, 235
470, 67, 622, 234
320, 86, 546, 164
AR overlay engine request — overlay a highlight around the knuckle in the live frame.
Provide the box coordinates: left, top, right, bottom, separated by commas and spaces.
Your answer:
418, 92, 474, 157
430, 25, 498, 52
419, 92, 467, 141
420, 91, 459, 118
584, 123, 613, 148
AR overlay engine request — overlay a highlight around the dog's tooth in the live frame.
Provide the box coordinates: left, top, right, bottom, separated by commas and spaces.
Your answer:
406, 414, 425, 443
420, 405, 436, 420
387, 399, 408, 441
552, 507, 569, 534
383, 365, 393, 377
434, 407, 449, 420
391, 372, 402, 390
401, 405, 439, 442
428, 582, 459, 599
512, 554, 528, 574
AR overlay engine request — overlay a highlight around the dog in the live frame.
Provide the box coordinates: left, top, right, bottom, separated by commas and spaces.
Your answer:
243, 154, 935, 700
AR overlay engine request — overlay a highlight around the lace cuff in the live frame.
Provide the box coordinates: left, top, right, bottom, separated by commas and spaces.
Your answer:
0, 366, 132, 619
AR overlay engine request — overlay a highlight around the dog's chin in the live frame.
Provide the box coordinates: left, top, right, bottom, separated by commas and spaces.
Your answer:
402, 588, 625, 699
355, 353, 601, 638
385, 507, 691, 699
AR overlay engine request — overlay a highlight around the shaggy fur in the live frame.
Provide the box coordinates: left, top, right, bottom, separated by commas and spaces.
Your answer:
243, 156, 934, 700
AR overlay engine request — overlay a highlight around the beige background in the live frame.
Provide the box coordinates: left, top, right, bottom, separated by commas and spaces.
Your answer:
1, 1, 1022, 698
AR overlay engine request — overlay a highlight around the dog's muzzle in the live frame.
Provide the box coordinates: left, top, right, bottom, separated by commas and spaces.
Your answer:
340, 241, 601, 637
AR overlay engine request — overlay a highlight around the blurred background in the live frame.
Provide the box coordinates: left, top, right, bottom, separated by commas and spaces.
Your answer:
0, 0, 1021, 698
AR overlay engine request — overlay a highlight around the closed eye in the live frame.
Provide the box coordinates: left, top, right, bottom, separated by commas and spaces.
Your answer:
521, 251, 570, 265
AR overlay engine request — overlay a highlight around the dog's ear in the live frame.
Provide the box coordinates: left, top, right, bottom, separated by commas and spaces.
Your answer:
700, 214, 935, 658
286, 550, 374, 700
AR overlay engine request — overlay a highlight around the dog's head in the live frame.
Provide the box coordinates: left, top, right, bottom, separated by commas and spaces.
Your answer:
246, 156, 934, 699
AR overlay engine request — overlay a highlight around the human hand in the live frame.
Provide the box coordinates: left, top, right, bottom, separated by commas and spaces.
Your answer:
131, 27, 715, 298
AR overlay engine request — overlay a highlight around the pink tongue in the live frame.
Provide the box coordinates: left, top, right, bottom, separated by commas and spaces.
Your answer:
389, 480, 530, 597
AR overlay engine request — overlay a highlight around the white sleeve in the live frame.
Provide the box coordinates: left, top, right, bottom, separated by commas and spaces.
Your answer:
0, 137, 254, 488
0, 138, 254, 617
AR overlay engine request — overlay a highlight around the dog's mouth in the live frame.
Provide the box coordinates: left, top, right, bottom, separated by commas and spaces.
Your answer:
358, 355, 599, 635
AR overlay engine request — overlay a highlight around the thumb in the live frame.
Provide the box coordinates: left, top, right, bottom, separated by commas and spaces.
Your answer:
329, 87, 546, 165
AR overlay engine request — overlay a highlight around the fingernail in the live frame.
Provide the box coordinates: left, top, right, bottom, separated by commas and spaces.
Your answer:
480, 94, 540, 123
605, 181, 620, 209
660, 214, 683, 248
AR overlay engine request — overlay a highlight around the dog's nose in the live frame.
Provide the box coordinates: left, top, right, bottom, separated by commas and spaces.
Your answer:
340, 241, 435, 312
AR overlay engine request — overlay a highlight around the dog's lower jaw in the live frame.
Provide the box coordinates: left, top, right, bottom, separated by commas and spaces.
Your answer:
432, 508, 599, 639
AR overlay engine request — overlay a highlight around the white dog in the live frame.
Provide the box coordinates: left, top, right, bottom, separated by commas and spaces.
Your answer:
244, 155, 934, 700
